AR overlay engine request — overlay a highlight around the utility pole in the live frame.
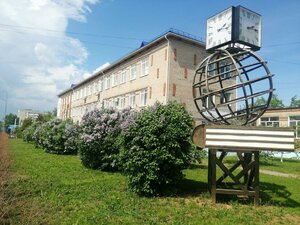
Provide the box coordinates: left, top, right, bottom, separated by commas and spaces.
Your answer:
1, 91, 8, 132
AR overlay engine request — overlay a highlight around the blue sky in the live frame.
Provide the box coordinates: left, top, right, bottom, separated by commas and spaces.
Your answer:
0, 0, 299, 117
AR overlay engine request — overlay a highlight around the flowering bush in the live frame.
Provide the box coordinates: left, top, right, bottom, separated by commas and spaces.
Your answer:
64, 123, 82, 154
119, 102, 194, 196
22, 122, 41, 143
31, 118, 79, 154
79, 108, 135, 171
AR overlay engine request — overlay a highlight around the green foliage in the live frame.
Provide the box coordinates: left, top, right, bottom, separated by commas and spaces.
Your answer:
7, 139, 300, 224
79, 109, 123, 171
30, 118, 79, 154
22, 121, 42, 143
15, 118, 33, 138
254, 94, 284, 108
290, 95, 300, 107
270, 93, 284, 108
4, 113, 18, 129
254, 97, 267, 106
119, 102, 193, 196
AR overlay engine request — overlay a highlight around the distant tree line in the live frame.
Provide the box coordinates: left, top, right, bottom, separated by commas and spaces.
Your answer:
255, 94, 300, 108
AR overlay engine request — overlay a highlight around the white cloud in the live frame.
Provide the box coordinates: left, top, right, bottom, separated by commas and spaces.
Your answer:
0, 0, 99, 116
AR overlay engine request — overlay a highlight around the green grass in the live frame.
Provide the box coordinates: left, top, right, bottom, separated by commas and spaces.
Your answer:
6, 139, 300, 224
222, 156, 300, 176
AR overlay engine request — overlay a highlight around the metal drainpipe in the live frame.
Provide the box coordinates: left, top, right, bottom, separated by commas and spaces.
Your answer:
164, 34, 170, 104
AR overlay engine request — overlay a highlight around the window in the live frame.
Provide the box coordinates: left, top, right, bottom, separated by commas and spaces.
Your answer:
105, 76, 110, 89
100, 79, 104, 92
130, 64, 137, 80
129, 92, 136, 107
208, 63, 215, 76
140, 88, 148, 106
220, 92, 231, 104
94, 82, 98, 94
112, 97, 119, 109
120, 95, 125, 109
220, 62, 231, 79
91, 84, 94, 95
112, 73, 118, 86
289, 116, 300, 139
260, 117, 279, 127
141, 57, 149, 76
202, 88, 215, 109
121, 69, 126, 83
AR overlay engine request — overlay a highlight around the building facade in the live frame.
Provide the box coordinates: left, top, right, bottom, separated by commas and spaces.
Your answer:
17, 109, 40, 125
257, 107, 300, 139
58, 30, 214, 123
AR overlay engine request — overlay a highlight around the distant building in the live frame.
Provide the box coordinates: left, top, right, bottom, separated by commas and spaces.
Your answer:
57, 29, 236, 123
17, 109, 40, 125
257, 107, 300, 139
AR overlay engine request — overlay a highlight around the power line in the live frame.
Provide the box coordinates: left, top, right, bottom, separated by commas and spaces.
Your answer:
0, 28, 135, 49
0, 23, 147, 41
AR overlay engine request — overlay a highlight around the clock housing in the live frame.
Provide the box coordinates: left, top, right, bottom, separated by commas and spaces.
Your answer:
206, 5, 262, 51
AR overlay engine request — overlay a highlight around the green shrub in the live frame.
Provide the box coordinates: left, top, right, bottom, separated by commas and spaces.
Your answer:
32, 118, 77, 154
119, 102, 193, 196
79, 109, 125, 171
23, 122, 42, 143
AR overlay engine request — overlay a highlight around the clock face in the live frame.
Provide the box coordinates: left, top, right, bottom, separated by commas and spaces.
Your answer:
238, 7, 261, 47
206, 7, 233, 50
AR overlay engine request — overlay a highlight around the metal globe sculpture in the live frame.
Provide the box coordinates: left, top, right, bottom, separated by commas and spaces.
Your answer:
193, 48, 273, 125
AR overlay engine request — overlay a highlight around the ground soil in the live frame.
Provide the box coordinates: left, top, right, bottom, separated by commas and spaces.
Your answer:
0, 132, 12, 224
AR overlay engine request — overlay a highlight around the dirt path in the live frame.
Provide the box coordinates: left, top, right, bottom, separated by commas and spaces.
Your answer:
260, 169, 299, 179
0, 132, 12, 223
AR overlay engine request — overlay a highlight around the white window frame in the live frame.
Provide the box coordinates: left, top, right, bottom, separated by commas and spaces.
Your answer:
140, 88, 148, 106
141, 57, 149, 77
100, 79, 104, 92
112, 73, 118, 87
129, 92, 136, 107
105, 76, 110, 90
120, 95, 125, 109
289, 116, 300, 139
260, 117, 280, 127
121, 69, 126, 84
130, 64, 137, 80
220, 92, 231, 104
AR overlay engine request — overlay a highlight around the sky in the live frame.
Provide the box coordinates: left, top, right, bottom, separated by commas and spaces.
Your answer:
0, 0, 300, 118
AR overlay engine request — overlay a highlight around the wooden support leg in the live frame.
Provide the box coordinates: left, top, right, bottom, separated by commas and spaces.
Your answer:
254, 151, 260, 206
210, 149, 217, 204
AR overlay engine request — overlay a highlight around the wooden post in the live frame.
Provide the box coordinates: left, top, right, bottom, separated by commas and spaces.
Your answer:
254, 151, 260, 206
210, 149, 217, 204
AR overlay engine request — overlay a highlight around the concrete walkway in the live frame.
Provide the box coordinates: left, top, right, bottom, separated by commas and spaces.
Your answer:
260, 169, 299, 179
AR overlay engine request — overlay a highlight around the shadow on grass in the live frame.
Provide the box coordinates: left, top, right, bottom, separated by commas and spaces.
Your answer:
209, 181, 300, 207
188, 164, 208, 170
259, 181, 300, 208
157, 179, 208, 197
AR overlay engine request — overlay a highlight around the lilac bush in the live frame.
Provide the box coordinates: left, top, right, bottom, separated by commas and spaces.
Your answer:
79, 108, 136, 171
119, 102, 194, 196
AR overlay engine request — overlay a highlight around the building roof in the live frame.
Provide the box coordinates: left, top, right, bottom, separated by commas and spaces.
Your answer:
264, 107, 300, 113
58, 28, 205, 97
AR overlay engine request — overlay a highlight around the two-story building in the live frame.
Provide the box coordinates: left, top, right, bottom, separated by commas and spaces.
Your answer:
58, 29, 213, 123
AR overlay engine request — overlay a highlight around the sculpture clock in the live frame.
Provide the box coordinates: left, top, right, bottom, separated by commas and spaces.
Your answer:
206, 6, 262, 51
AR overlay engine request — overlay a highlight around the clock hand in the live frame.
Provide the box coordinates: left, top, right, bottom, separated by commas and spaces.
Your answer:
217, 23, 227, 32
247, 26, 258, 32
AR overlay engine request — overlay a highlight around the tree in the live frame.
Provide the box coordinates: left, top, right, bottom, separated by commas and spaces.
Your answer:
254, 97, 267, 106
290, 95, 300, 107
270, 94, 284, 108
4, 113, 18, 128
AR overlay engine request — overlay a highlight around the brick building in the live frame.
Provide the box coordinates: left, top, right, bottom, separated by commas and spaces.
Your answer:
57, 29, 212, 123
257, 107, 300, 139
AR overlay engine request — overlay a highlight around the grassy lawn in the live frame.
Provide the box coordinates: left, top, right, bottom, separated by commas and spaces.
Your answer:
222, 155, 300, 176
5, 139, 300, 224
